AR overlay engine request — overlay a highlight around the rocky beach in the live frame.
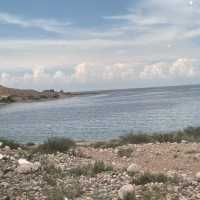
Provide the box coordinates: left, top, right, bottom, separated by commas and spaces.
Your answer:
1, 132, 200, 200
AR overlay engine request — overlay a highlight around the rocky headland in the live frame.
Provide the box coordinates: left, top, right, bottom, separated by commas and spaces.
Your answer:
0, 85, 98, 104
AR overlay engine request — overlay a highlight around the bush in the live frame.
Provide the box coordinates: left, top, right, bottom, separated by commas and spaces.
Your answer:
119, 127, 200, 145
0, 138, 20, 149
35, 137, 76, 154
48, 187, 65, 200
47, 180, 82, 200
132, 172, 178, 185
91, 127, 200, 149
92, 139, 122, 149
69, 160, 113, 177
43, 160, 64, 186
93, 160, 113, 174
120, 133, 152, 144
124, 193, 137, 200
117, 147, 133, 157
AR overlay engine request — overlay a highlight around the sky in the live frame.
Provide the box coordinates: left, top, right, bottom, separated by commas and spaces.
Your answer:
0, 0, 199, 91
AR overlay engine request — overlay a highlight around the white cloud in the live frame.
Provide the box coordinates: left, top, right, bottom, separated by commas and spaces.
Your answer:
105, 0, 200, 44
140, 58, 196, 80
140, 63, 169, 79
0, 12, 71, 33
54, 70, 66, 79
0, 58, 198, 90
169, 58, 194, 77
0, 1, 200, 90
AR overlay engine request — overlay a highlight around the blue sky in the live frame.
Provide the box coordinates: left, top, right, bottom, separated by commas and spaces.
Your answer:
0, 0, 199, 91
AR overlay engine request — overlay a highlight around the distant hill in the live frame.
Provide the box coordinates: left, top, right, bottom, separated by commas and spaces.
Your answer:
0, 85, 67, 103
0, 85, 101, 104
0, 85, 40, 97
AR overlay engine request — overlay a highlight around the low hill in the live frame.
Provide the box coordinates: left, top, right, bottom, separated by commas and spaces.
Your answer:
0, 85, 67, 103
0, 85, 41, 97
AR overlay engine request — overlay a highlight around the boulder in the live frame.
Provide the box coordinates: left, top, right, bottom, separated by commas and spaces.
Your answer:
196, 172, 200, 181
127, 163, 141, 174
16, 159, 41, 174
118, 184, 135, 200
0, 154, 4, 160
4, 146, 10, 151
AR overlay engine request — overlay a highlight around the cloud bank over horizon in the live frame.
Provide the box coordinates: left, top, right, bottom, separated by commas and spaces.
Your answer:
0, 58, 199, 91
0, 0, 199, 90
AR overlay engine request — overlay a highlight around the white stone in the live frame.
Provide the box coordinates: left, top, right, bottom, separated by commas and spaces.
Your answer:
4, 146, 10, 151
16, 159, 41, 174
167, 170, 177, 178
127, 163, 141, 174
181, 140, 187, 144
114, 148, 119, 154
118, 184, 135, 200
0, 154, 4, 160
18, 158, 31, 165
0, 142, 3, 147
196, 172, 200, 181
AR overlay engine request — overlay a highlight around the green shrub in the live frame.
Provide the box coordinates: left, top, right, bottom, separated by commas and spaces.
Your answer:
63, 179, 82, 199
91, 127, 200, 148
124, 193, 137, 200
69, 160, 113, 177
0, 138, 20, 149
117, 147, 133, 157
93, 160, 113, 174
120, 133, 152, 144
119, 127, 200, 145
132, 172, 178, 185
48, 188, 65, 200
141, 185, 179, 200
35, 137, 76, 154
43, 160, 64, 186
92, 139, 122, 149
26, 142, 35, 146
47, 179, 82, 200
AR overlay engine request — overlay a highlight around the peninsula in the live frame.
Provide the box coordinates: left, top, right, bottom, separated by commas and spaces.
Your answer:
0, 85, 98, 103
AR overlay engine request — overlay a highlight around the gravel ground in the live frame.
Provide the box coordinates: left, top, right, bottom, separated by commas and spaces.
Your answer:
1, 142, 200, 200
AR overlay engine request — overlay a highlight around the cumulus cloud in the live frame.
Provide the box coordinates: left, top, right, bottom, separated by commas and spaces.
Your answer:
140, 58, 196, 80
140, 63, 168, 79
0, 58, 198, 90
169, 58, 194, 77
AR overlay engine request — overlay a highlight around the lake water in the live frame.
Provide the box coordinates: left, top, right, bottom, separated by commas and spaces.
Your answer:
0, 85, 200, 143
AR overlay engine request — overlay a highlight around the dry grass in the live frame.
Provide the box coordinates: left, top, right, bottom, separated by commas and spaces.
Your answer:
69, 160, 113, 177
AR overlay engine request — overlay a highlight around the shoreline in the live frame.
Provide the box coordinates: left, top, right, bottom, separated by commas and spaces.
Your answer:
0, 92, 101, 105
1, 126, 199, 145
0, 84, 101, 105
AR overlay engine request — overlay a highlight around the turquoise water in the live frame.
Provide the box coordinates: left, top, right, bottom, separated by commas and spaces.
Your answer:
0, 85, 200, 143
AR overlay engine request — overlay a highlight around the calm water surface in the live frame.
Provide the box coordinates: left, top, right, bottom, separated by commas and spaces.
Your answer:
0, 85, 200, 143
